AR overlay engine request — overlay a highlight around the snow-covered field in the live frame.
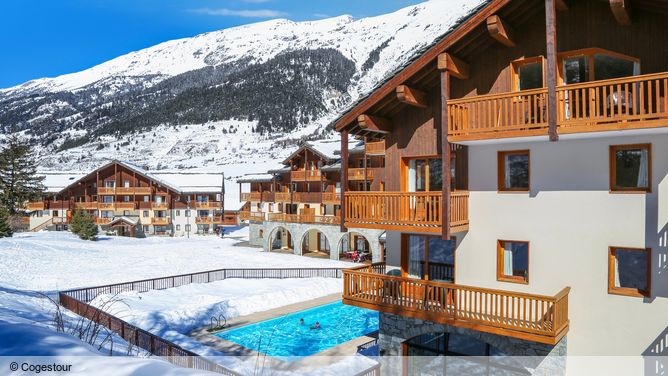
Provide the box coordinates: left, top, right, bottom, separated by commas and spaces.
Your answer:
0, 227, 353, 291
0, 227, 363, 375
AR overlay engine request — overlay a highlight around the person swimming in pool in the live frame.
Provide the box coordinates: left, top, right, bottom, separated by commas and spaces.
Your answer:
299, 318, 304, 325
310, 321, 321, 330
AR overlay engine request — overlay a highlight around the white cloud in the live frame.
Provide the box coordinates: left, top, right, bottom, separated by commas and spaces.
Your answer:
190, 7, 287, 18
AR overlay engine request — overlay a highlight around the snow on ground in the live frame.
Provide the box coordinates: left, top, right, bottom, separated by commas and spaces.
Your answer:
0, 226, 354, 291
0, 226, 362, 375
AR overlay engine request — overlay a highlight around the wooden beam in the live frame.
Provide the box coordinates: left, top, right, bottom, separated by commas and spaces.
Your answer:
486, 15, 515, 47
396, 85, 429, 108
440, 70, 451, 241
545, 0, 559, 142
357, 114, 392, 133
610, 0, 632, 26
437, 53, 470, 80
340, 130, 348, 233
555, 0, 569, 11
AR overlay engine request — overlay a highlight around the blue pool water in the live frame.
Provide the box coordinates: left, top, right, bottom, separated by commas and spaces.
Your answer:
215, 301, 378, 361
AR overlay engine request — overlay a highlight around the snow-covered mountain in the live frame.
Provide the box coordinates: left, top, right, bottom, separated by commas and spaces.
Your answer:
0, 0, 484, 172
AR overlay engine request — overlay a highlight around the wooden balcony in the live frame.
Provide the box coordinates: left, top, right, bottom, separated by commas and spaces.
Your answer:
275, 192, 291, 202
239, 211, 251, 221
151, 217, 170, 225
322, 192, 341, 204
292, 192, 322, 203
241, 192, 262, 201
196, 215, 225, 224
115, 202, 136, 210
365, 141, 385, 155
95, 217, 112, 225
448, 72, 668, 141
97, 187, 116, 195
98, 203, 115, 210
115, 187, 151, 195
151, 202, 168, 210
267, 213, 340, 225
25, 202, 45, 211
195, 201, 221, 209
291, 170, 305, 181
305, 170, 322, 181
75, 202, 98, 210
344, 191, 469, 234
348, 168, 375, 181
343, 263, 570, 345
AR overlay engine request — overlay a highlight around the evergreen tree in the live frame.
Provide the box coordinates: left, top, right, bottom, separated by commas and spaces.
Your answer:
0, 207, 12, 238
69, 209, 97, 241
0, 134, 45, 214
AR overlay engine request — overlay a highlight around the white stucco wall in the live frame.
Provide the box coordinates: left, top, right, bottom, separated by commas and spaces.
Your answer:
454, 133, 668, 356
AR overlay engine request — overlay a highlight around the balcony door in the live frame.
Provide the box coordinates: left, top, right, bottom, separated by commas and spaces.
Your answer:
559, 48, 640, 119
403, 235, 455, 283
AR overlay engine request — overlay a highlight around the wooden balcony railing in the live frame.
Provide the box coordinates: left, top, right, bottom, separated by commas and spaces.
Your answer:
195, 201, 221, 209
365, 140, 385, 155
348, 168, 375, 181
98, 203, 115, 210
306, 170, 321, 181
291, 170, 305, 181
275, 192, 291, 202
556, 71, 668, 133
75, 202, 98, 210
151, 217, 170, 225
25, 202, 45, 211
344, 191, 469, 233
134, 187, 152, 195
115, 202, 136, 210
322, 192, 341, 204
114, 187, 151, 195
448, 88, 548, 141
97, 187, 116, 195
241, 192, 262, 201
95, 217, 112, 225
250, 212, 265, 221
239, 211, 251, 220
343, 263, 570, 345
292, 192, 322, 203
267, 213, 340, 225
448, 72, 668, 141
151, 202, 168, 210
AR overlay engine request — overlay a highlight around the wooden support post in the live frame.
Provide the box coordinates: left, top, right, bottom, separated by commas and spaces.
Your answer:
440, 69, 452, 241
340, 131, 348, 232
363, 136, 368, 191
545, 0, 559, 142
486, 15, 515, 47
610, 0, 631, 26
396, 85, 429, 108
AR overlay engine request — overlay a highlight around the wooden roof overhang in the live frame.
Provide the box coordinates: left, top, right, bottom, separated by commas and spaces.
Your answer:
55, 160, 181, 196
334, 0, 542, 137
281, 144, 332, 166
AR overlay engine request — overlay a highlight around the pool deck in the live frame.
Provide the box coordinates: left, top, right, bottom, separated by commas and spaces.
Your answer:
189, 293, 378, 371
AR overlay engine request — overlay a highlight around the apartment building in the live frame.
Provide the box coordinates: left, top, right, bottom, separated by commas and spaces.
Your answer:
238, 140, 386, 262
25, 160, 234, 237
334, 0, 668, 373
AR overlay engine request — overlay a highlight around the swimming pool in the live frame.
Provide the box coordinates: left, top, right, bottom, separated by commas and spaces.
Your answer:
214, 300, 378, 361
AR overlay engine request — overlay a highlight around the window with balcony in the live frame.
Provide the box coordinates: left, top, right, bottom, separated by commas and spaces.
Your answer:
498, 150, 530, 191
104, 180, 116, 188
102, 196, 114, 203
403, 235, 456, 283
608, 247, 650, 297
559, 48, 639, 85
101, 210, 114, 218
610, 144, 651, 192
512, 57, 544, 91
497, 240, 529, 284
123, 180, 130, 188
406, 158, 442, 192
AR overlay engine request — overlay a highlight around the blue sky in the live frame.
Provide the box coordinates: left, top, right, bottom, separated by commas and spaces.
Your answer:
0, 0, 424, 89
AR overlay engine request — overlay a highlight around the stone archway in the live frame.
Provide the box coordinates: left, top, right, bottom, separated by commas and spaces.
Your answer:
267, 225, 294, 253
300, 228, 332, 259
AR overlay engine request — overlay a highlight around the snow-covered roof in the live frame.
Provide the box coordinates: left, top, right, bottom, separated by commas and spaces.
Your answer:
108, 216, 139, 226
38, 172, 87, 193
151, 172, 224, 193
236, 173, 274, 184
320, 163, 341, 172
267, 166, 291, 174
